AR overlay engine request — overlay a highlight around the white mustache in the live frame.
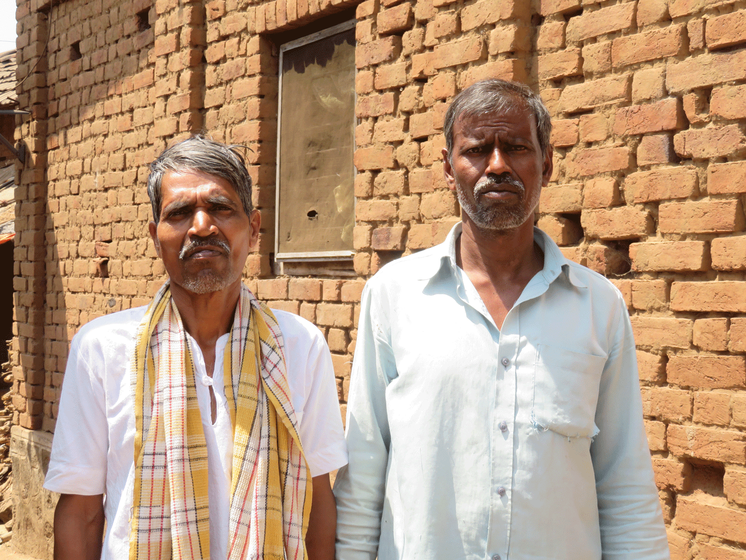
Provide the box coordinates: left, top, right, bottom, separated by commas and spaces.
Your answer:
179, 238, 230, 260
474, 176, 525, 198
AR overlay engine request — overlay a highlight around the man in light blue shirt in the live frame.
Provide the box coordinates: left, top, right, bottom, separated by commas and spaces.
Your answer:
334, 79, 670, 560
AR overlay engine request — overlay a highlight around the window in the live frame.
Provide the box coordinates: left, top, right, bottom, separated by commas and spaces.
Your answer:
275, 20, 356, 262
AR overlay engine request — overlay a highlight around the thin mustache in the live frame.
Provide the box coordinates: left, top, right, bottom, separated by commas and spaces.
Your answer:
179, 238, 230, 260
474, 175, 525, 197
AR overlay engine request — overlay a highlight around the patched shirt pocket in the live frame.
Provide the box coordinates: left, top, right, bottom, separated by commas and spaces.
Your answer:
531, 344, 607, 439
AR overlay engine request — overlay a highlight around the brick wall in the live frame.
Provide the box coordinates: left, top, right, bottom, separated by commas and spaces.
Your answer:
10, 0, 746, 556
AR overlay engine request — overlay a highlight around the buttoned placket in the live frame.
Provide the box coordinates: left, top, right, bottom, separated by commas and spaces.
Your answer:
451, 253, 561, 560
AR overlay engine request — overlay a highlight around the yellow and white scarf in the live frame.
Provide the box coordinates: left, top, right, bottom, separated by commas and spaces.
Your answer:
129, 282, 311, 560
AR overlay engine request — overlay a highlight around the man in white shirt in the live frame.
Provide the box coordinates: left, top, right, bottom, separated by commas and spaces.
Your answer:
334, 79, 670, 559
45, 136, 347, 560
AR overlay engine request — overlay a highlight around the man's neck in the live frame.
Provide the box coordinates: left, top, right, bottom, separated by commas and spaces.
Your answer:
456, 216, 544, 329
170, 280, 241, 353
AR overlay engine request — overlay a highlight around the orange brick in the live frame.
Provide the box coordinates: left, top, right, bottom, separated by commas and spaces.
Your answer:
566, 3, 635, 42
666, 49, 746, 93
423, 72, 456, 105
356, 93, 396, 118
538, 0, 579, 16
566, 146, 632, 177
668, 354, 746, 389
536, 215, 583, 246
709, 161, 746, 195
374, 62, 408, 90
433, 36, 485, 70
629, 241, 706, 272
632, 67, 666, 102
652, 457, 691, 492
637, 134, 675, 166
645, 419, 667, 451
550, 119, 578, 147
624, 166, 698, 203
558, 74, 631, 113
642, 386, 692, 422
735, 394, 746, 427
537, 48, 582, 81
316, 303, 353, 328
356, 37, 401, 68
724, 467, 746, 507
577, 42, 610, 76
674, 124, 746, 160
613, 98, 685, 136
420, 189, 458, 219
371, 226, 406, 251
693, 391, 731, 426
712, 236, 746, 271
257, 278, 288, 300
377, 3, 413, 35
341, 280, 365, 303
637, 350, 665, 383
424, 11, 457, 46
731, 319, 746, 353
581, 206, 653, 240
586, 244, 630, 276
659, 200, 744, 235
698, 543, 746, 560
611, 24, 684, 68
631, 279, 668, 311
706, 10, 746, 50
373, 170, 406, 196
637, 0, 669, 26
578, 113, 608, 143
582, 177, 620, 209
711, 84, 746, 121
672, 282, 746, 313
355, 199, 397, 221
354, 146, 396, 170
631, 317, 692, 350
460, 0, 526, 31
458, 59, 527, 88
489, 23, 531, 54
288, 278, 322, 301
373, 119, 406, 144
538, 183, 582, 213
677, 496, 746, 541
693, 318, 729, 352
537, 21, 565, 50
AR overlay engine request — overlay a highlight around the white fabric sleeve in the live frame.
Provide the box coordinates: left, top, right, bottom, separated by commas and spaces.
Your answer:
277, 311, 348, 478
334, 282, 392, 560
591, 293, 671, 559
44, 334, 109, 495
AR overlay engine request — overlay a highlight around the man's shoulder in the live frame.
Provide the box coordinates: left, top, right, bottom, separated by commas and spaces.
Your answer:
72, 306, 148, 351
369, 243, 446, 289
271, 308, 326, 348
560, 258, 627, 307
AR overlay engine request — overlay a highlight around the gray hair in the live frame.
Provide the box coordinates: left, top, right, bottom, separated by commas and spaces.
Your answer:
147, 136, 253, 223
443, 79, 552, 159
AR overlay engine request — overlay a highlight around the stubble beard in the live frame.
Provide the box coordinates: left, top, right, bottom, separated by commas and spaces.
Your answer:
456, 175, 541, 232
178, 238, 240, 295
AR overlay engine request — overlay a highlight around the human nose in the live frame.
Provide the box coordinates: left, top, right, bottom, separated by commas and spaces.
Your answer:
486, 146, 511, 176
189, 209, 218, 238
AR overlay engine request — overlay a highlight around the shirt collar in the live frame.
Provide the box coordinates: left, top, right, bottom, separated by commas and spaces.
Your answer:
429, 222, 587, 289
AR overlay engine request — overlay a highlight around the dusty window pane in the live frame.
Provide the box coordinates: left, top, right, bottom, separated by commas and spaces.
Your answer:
277, 24, 355, 259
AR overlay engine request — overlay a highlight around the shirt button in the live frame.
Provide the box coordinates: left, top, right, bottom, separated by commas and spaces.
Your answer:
501, 357, 509, 367
492, 554, 501, 560
497, 487, 506, 497
499, 421, 508, 432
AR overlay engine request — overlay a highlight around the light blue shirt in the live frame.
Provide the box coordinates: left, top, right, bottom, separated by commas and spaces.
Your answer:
334, 223, 669, 560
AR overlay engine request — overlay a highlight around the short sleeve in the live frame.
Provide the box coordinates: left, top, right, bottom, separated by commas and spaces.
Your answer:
44, 333, 109, 495
275, 311, 348, 477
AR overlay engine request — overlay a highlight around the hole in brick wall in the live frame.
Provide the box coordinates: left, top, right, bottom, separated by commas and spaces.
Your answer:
70, 41, 81, 61
531, 14, 544, 27
563, 7, 583, 21
136, 9, 151, 32
689, 460, 725, 497
607, 240, 633, 277
96, 259, 109, 278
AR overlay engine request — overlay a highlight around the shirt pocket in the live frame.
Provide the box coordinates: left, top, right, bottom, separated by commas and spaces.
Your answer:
531, 344, 607, 439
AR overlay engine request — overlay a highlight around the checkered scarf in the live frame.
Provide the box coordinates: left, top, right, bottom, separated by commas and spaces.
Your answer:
129, 282, 312, 560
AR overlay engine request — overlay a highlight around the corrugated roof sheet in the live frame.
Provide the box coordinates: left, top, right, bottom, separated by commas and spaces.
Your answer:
0, 50, 16, 108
